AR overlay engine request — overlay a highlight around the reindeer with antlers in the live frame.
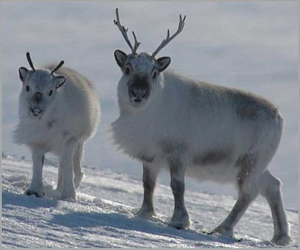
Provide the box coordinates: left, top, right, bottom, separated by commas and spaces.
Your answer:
14, 52, 100, 200
110, 9, 291, 245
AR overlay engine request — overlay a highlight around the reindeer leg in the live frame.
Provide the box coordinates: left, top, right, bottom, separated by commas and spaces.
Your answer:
59, 139, 77, 200
56, 165, 62, 192
73, 142, 84, 188
212, 190, 258, 236
212, 164, 259, 236
136, 163, 159, 218
169, 158, 190, 229
25, 149, 45, 197
259, 170, 291, 245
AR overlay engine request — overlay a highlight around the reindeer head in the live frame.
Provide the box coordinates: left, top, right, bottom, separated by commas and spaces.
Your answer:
18, 52, 66, 119
114, 8, 186, 109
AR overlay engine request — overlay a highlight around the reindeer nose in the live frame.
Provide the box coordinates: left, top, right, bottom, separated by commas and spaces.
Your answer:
34, 92, 43, 103
130, 86, 150, 100
30, 107, 42, 116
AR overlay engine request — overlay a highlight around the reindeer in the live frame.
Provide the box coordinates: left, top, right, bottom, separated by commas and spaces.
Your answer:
14, 52, 100, 200
110, 9, 291, 245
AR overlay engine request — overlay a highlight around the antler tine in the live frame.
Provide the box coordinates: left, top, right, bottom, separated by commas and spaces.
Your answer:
132, 31, 141, 54
151, 14, 186, 58
114, 8, 140, 54
51, 60, 64, 75
26, 52, 35, 71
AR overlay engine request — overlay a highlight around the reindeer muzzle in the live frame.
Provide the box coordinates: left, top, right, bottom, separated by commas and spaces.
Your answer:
129, 85, 150, 104
30, 107, 43, 117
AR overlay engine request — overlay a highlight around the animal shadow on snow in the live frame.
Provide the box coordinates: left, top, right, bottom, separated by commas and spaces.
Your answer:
50, 210, 238, 245
2, 190, 58, 209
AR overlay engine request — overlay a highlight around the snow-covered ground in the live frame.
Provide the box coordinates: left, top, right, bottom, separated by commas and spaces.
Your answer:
2, 155, 299, 248
2, 1, 298, 248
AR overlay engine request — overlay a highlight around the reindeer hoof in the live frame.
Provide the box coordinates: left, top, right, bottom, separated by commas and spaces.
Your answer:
60, 192, 76, 200
271, 234, 291, 246
25, 189, 44, 197
169, 220, 190, 230
60, 186, 76, 200
135, 207, 156, 219
211, 225, 233, 236
169, 214, 190, 229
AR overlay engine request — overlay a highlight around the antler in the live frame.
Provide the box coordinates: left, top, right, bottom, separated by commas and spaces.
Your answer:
26, 52, 35, 71
151, 14, 186, 58
51, 60, 64, 75
114, 8, 140, 55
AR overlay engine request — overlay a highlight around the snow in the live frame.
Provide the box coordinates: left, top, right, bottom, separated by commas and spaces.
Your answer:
2, 156, 298, 248
2, 1, 298, 248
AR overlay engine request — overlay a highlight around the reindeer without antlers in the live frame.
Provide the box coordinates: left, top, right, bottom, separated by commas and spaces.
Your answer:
14, 52, 100, 200
110, 9, 291, 245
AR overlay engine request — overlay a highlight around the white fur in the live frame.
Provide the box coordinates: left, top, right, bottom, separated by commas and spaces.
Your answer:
111, 56, 291, 245
14, 65, 100, 200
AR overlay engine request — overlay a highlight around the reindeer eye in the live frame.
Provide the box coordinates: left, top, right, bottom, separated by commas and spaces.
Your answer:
26, 86, 30, 92
48, 90, 53, 96
124, 66, 131, 75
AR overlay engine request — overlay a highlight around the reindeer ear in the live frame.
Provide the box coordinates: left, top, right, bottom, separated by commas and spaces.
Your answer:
54, 76, 66, 89
156, 57, 171, 72
18, 67, 29, 82
114, 49, 127, 68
